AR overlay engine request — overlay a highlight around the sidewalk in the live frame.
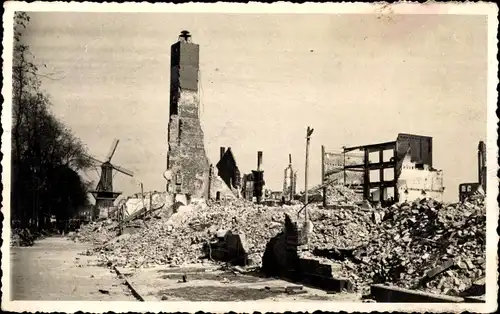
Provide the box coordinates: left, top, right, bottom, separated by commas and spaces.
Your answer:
10, 236, 135, 301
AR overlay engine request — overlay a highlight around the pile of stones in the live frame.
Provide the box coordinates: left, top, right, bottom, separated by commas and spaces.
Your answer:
72, 219, 119, 245
332, 198, 486, 295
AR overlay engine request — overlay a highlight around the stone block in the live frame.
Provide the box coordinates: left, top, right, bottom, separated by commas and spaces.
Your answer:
425, 258, 455, 279
305, 274, 353, 293
370, 284, 464, 303
175, 193, 189, 205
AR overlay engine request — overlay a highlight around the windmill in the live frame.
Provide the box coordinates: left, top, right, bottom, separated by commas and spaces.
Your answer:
88, 139, 134, 217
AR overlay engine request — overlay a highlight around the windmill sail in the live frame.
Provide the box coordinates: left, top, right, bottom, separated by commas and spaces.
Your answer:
112, 164, 134, 177
106, 139, 120, 162
86, 154, 105, 165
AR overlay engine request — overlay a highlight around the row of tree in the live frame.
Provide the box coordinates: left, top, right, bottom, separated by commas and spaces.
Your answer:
11, 12, 94, 230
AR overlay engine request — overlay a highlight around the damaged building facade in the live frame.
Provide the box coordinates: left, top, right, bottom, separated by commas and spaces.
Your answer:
283, 154, 298, 202
206, 147, 242, 200
241, 151, 265, 203
323, 133, 445, 204
459, 141, 487, 202
166, 31, 210, 199
216, 147, 241, 193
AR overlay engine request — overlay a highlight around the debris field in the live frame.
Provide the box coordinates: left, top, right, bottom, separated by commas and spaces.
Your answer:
73, 187, 486, 296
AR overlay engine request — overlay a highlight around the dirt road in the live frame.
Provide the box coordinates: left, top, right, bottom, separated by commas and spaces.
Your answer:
9, 236, 135, 301
9, 236, 362, 302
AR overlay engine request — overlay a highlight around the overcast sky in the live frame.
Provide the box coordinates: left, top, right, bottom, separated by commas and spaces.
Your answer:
20, 12, 487, 202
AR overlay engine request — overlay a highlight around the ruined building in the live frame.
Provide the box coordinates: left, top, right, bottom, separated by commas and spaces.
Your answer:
324, 133, 445, 204
216, 147, 241, 192
397, 147, 444, 203
459, 141, 486, 202
166, 31, 210, 199
283, 154, 297, 202
242, 151, 265, 202
242, 173, 254, 201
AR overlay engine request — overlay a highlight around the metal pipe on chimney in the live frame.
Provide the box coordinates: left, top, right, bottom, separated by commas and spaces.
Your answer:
257, 151, 263, 171
220, 147, 225, 160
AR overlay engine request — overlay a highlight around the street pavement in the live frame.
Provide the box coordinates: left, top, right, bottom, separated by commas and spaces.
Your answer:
9, 236, 135, 301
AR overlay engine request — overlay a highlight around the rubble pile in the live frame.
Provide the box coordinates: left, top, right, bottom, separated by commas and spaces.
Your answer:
334, 198, 486, 295
73, 187, 485, 298
90, 200, 301, 268
10, 228, 35, 247
307, 205, 373, 250
324, 185, 363, 204
306, 183, 363, 204
72, 219, 119, 245
87, 199, 371, 268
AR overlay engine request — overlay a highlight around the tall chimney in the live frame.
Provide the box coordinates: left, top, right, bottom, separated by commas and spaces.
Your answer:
257, 151, 263, 171
220, 147, 225, 160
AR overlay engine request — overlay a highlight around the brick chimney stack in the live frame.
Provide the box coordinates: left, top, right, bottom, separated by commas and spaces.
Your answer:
166, 31, 210, 198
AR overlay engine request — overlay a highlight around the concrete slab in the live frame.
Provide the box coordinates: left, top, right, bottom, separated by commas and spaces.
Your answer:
463, 295, 486, 303
117, 264, 362, 302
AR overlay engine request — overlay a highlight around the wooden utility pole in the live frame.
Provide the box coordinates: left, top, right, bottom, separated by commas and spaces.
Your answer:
304, 126, 314, 221
118, 203, 124, 235
342, 146, 347, 185
149, 191, 153, 212
289, 154, 293, 202
140, 183, 145, 218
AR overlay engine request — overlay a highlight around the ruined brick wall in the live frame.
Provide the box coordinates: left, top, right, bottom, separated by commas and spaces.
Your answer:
166, 37, 210, 199
396, 133, 433, 167
262, 214, 305, 277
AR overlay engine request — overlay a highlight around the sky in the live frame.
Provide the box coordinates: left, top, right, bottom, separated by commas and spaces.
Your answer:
20, 12, 487, 202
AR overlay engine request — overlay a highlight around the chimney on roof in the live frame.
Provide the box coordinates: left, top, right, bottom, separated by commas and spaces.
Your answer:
257, 151, 263, 171
220, 147, 226, 160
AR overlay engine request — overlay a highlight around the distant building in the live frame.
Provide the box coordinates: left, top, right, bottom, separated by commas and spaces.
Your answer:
282, 154, 297, 202
75, 205, 95, 221
270, 191, 283, 200
458, 141, 486, 202
324, 133, 444, 204
242, 173, 254, 201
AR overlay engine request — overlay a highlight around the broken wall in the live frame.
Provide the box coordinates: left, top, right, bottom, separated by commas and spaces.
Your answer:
216, 148, 242, 190
396, 133, 433, 167
397, 153, 444, 203
118, 192, 168, 218
323, 150, 364, 185
210, 175, 237, 200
